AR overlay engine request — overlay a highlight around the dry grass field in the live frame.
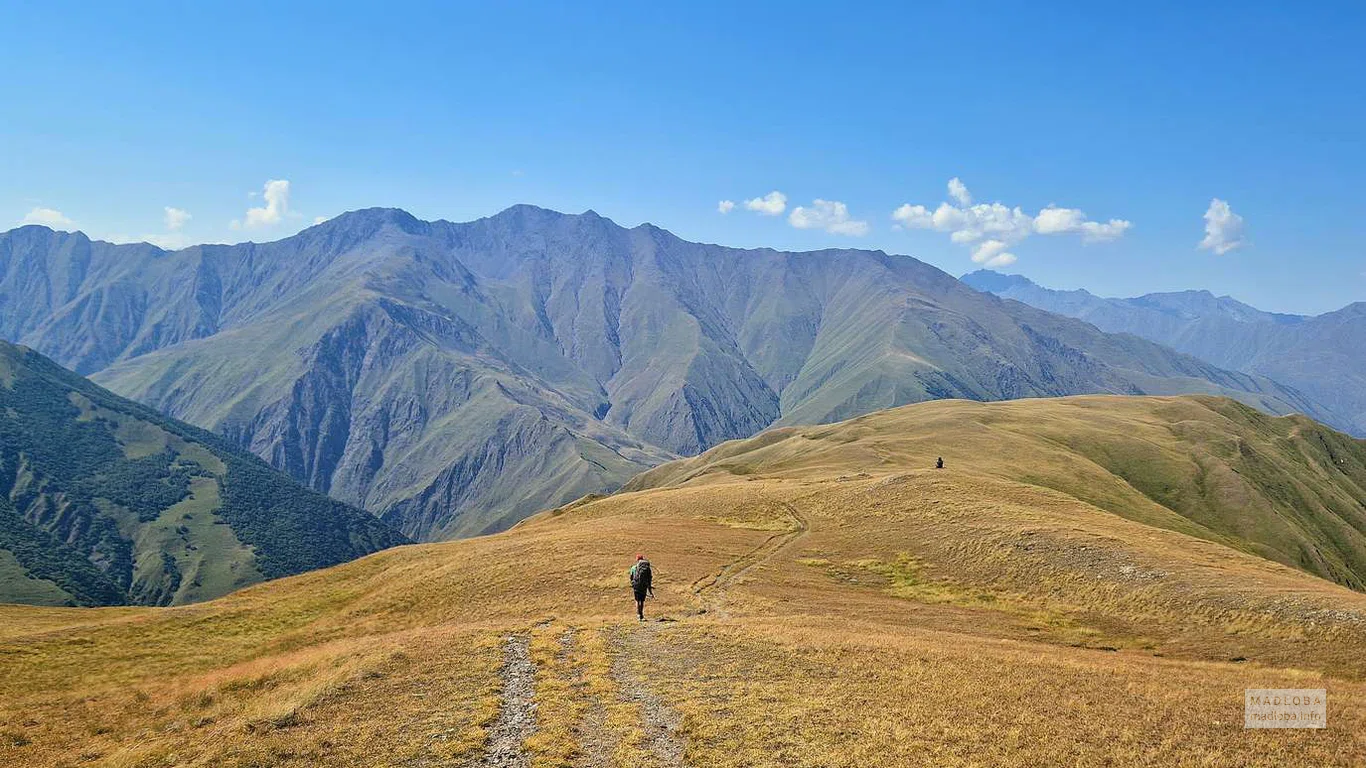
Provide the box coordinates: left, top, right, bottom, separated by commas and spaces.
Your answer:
3, 395, 1366, 766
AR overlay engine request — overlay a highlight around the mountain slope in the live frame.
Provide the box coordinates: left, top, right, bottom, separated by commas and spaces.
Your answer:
963, 269, 1366, 435
0, 341, 408, 607
632, 394, 1366, 590
3, 394, 1365, 766
0, 210, 1328, 540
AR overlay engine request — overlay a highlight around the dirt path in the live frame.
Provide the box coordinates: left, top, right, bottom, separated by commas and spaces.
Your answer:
691, 495, 809, 616
480, 494, 808, 766
576, 698, 615, 768
556, 628, 616, 768
610, 628, 686, 768
482, 634, 537, 768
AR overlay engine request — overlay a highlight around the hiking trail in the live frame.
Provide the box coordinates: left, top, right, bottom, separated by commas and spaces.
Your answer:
560, 627, 616, 768
691, 494, 809, 616
482, 634, 537, 768
477, 493, 809, 766
611, 628, 687, 768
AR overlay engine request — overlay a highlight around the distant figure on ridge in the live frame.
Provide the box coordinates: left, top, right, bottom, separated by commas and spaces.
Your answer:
936, 456, 944, 469
630, 554, 654, 622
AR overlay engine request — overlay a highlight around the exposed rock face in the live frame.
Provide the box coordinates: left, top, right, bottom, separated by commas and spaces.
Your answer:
963, 269, 1366, 436
0, 209, 1328, 540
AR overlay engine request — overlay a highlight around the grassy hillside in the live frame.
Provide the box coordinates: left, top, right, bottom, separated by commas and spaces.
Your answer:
0, 341, 409, 607
2, 395, 1365, 766
634, 394, 1366, 591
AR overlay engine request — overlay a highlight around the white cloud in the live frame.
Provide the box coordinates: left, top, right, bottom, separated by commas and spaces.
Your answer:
314, 215, 329, 225
891, 178, 1130, 266
970, 239, 1017, 268
947, 177, 972, 207
1077, 219, 1131, 242
744, 191, 787, 216
233, 179, 291, 229
21, 207, 74, 228
891, 203, 933, 229
788, 199, 870, 237
717, 200, 735, 215
1031, 205, 1085, 235
1198, 198, 1245, 255
1034, 205, 1130, 242
946, 201, 1033, 243
163, 207, 191, 231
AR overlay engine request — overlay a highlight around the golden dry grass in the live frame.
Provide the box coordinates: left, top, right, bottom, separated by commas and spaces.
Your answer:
4, 395, 1366, 766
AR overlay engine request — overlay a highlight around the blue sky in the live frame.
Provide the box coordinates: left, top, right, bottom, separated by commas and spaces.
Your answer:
2, 1, 1363, 314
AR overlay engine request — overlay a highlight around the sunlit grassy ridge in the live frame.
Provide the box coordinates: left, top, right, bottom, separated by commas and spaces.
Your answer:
3, 395, 1366, 765
633, 394, 1366, 589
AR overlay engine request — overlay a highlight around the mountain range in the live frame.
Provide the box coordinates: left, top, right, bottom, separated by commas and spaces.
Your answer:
0, 207, 1328, 540
0, 340, 406, 607
962, 270, 1366, 436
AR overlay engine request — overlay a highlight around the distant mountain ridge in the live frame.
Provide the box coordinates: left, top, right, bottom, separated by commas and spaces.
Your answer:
962, 269, 1366, 435
0, 340, 408, 607
0, 208, 1328, 540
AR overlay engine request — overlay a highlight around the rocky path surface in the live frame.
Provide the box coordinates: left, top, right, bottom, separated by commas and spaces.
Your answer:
482, 635, 537, 768
610, 628, 687, 768
576, 700, 615, 768
472, 499, 810, 765
559, 628, 617, 768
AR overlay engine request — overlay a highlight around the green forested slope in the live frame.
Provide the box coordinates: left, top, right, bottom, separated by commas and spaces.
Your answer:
0, 341, 408, 607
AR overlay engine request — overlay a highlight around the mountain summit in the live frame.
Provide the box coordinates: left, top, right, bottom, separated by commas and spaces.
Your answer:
0, 208, 1327, 540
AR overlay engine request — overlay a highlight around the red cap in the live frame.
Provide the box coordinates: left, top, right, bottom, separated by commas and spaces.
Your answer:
636, 554, 644, 560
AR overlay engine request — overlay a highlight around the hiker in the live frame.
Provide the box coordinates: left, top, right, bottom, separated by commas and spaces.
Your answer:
936, 456, 944, 469
629, 554, 654, 621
